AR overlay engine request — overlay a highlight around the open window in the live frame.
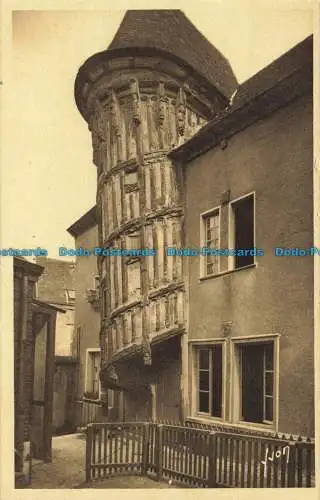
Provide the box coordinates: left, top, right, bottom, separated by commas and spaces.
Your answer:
229, 194, 254, 270
233, 340, 276, 425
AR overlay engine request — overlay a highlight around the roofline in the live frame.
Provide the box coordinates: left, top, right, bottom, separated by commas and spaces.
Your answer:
170, 35, 313, 164
67, 205, 97, 237
13, 257, 44, 277
32, 299, 66, 314
74, 46, 231, 121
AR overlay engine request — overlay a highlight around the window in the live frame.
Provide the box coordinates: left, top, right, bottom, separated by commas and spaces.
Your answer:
126, 232, 141, 251
197, 344, 223, 418
201, 209, 220, 276
230, 194, 254, 269
65, 289, 75, 305
125, 171, 138, 186
127, 261, 141, 300
237, 341, 274, 424
86, 349, 101, 397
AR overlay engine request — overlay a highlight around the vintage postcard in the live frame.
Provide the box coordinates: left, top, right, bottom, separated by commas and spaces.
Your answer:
0, 0, 319, 498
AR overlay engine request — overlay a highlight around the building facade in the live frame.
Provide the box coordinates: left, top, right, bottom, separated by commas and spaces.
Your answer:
35, 256, 76, 434
74, 9, 237, 423
74, 10, 314, 436
68, 206, 117, 426
14, 257, 60, 486
36, 256, 75, 356
171, 35, 314, 437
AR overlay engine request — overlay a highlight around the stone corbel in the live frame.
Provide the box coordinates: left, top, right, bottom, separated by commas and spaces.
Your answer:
85, 288, 100, 311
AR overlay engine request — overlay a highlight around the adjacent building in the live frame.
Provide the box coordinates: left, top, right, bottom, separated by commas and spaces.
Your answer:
14, 257, 61, 486
74, 9, 238, 423
73, 10, 314, 437
170, 35, 314, 437
35, 256, 76, 434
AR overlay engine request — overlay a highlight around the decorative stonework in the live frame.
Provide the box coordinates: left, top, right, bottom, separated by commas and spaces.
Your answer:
77, 53, 225, 379
176, 87, 187, 140
221, 321, 233, 337
130, 79, 142, 127
85, 288, 100, 311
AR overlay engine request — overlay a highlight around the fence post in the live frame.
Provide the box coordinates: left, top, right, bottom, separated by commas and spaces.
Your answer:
85, 425, 93, 482
142, 423, 150, 476
287, 443, 296, 487
208, 432, 217, 488
156, 424, 164, 482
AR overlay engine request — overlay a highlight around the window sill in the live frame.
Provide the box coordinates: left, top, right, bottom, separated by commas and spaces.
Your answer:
187, 416, 277, 434
199, 263, 257, 283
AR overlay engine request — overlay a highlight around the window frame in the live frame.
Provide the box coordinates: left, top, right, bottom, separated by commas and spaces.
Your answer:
192, 340, 226, 421
230, 335, 279, 431
200, 206, 221, 278
65, 288, 75, 305
85, 348, 102, 398
228, 192, 256, 271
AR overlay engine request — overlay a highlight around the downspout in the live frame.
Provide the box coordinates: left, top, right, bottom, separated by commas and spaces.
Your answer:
15, 274, 29, 473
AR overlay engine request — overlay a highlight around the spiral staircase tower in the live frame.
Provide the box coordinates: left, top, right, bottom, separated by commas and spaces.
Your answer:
74, 10, 237, 421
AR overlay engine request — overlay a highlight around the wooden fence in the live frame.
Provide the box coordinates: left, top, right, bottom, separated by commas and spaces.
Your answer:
85, 422, 148, 481
75, 398, 104, 428
85, 422, 315, 488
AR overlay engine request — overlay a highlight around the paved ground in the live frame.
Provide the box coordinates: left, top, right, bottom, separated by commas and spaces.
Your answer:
29, 433, 87, 488
77, 476, 179, 488
28, 433, 179, 489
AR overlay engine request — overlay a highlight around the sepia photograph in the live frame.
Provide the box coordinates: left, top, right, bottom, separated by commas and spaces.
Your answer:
0, 0, 318, 495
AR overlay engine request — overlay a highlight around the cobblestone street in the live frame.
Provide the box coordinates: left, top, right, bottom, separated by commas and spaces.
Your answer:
29, 433, 86, 488
28, 433, 177, 489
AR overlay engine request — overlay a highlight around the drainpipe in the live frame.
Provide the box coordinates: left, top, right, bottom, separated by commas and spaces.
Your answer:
15, 274, 29, 473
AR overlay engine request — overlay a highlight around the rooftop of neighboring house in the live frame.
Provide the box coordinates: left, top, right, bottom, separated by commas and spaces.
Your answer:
170, 34, 313, 163
35, 257, 76, 307
13, 256, 44, 278
67, 205, 97, 238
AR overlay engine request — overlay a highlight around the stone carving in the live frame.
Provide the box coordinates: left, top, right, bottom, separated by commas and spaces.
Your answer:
110, 89, 121, 137
85, 288, 100, 311
89, 100, 107, 169
130, 79, 141, 127
221, 321, 233, 337
158, 80, 166, 128
176, 87, 186, 138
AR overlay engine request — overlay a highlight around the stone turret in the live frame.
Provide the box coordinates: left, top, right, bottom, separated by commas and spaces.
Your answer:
74, 10, 237, 420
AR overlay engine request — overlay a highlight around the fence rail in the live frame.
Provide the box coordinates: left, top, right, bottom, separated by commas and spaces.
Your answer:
85, 422, 315, 488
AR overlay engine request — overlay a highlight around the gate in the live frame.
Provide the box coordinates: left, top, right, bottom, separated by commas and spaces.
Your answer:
85, 422, 149, 481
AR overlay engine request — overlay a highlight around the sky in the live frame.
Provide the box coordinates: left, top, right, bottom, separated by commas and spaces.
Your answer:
2, 0, 314, 260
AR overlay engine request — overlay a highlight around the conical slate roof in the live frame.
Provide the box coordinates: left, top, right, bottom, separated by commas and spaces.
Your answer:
108, 10, 237, 99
